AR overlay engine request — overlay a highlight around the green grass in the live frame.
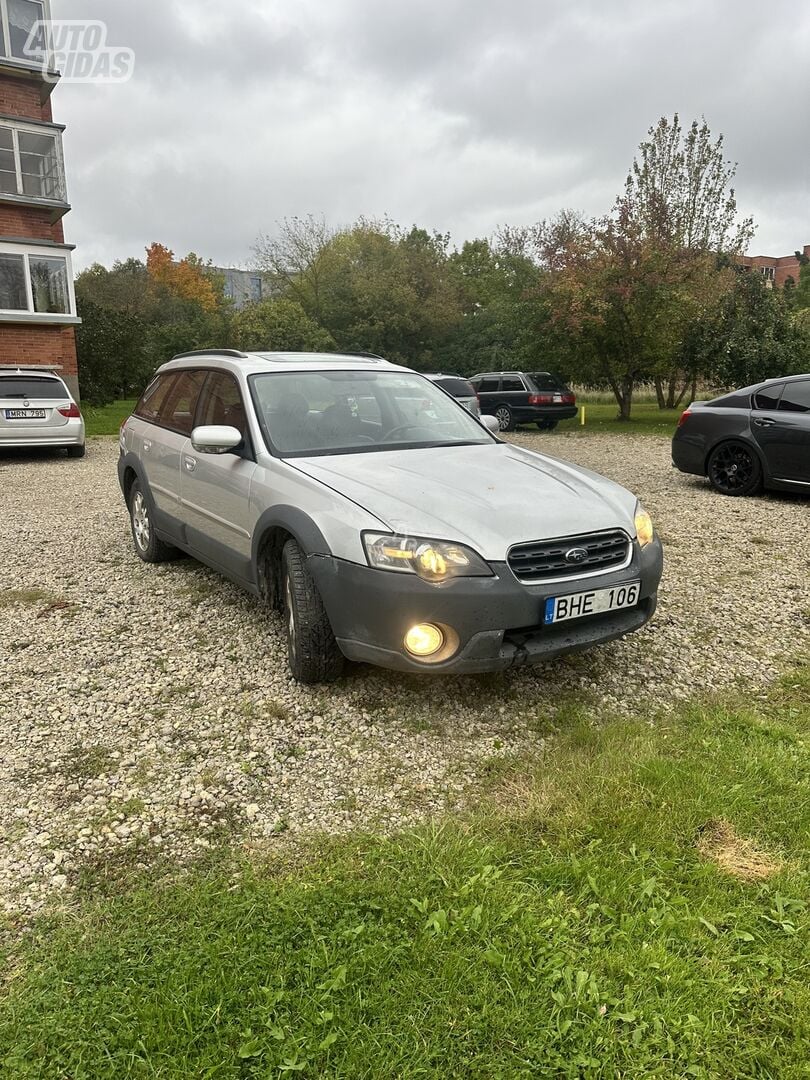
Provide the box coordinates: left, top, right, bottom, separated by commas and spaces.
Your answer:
82, 398, 136, 437
553, 402, 683, 436
1, 665, 809, 1078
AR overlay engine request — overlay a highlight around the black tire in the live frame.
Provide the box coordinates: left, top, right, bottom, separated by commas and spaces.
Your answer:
282, 539, 344, 684
494, 405, 515, 432
128, 479, 178, 563
707, 440, 762, 497
66, 444, 86, 459
536, 421, 558, 431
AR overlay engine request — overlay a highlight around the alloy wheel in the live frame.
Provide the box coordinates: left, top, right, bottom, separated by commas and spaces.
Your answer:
709, 444, 755, 493
495, 407, 512, 431
132, 491, 150, 551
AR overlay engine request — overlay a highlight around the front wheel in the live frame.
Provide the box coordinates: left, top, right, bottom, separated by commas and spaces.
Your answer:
494, 405, 514, 432
707, 441, 762, 497
282, 539, 344, 684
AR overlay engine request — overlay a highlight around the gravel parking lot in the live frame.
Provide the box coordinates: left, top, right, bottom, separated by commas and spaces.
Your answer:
1, 433, 808, 913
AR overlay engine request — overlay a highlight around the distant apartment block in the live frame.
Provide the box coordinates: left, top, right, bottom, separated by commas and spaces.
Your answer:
740, 244, 810, 288
0, 0, 80, 399
216, 267, 264, 309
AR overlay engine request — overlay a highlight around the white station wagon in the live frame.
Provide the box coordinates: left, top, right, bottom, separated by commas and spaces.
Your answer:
0, 368, 85, 457
118, 350, 663, 683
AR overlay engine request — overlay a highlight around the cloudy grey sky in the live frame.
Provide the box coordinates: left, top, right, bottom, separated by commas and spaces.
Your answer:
55, 0, 810, 270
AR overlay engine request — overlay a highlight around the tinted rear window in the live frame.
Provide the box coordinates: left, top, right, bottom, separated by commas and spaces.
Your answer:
752, 385, 783, 410
779, 380, 810, 413
0, 376, 67, 398
529, 373, 566, 391
433, 377, 475, 397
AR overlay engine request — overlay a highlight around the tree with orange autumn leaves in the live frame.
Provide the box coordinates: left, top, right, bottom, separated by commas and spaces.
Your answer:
145, 243, 222, 312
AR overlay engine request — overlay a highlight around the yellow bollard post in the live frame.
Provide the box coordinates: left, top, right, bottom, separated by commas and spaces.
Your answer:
580, 405, 586, 427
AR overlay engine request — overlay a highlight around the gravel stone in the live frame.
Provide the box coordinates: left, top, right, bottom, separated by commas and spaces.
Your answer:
0, 434, 807, 913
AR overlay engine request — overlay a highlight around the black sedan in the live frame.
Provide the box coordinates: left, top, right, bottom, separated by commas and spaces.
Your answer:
672, 374, 810, 496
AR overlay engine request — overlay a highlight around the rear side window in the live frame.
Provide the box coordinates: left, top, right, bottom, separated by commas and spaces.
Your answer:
0, 375, 67, 398
476, 377, 500, 393
753, 384, 783, 411
434, 378, 475, 397
135, 374, 177, 424
778, 381, 810, 413
501, 376, 525, 392
529, 373, 565, 392
158, 370, 207, 434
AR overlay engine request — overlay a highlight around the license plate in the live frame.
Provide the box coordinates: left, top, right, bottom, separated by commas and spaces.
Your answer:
544, 581, 640, 625
553, 393, 562, 403
5, 409, 46, 419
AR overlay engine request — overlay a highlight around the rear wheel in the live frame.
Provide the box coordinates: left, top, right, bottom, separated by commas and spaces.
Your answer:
494, 405, 514, 432
128, 480, 178, 562
66, 444, 86, 459
282, 539, 344, 684
536, 420, 558, 431
707, 441, 762, 497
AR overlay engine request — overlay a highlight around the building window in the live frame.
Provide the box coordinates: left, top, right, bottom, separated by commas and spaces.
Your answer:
0, 243, 75, 316
0, 0, 50, 65
0, 121, 65, 201
0, 252, 27, 309
762, 266, 775, 283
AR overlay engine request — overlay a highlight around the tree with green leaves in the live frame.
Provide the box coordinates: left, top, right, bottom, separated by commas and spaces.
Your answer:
535, 117, 755, 418
232, 298, 335, 353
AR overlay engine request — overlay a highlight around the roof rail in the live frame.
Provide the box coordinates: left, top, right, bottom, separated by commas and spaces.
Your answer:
347, 352, 386, 360
171, 349, 249, 361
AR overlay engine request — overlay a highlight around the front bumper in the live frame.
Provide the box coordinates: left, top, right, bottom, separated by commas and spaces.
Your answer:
310, 537, 664, 674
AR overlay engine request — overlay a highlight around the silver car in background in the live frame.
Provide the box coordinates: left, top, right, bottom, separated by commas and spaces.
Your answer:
0, 368, 85, 457
423, 373, 481, 416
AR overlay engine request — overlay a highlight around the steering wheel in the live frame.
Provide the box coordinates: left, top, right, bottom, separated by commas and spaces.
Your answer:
382, 423, 433, 441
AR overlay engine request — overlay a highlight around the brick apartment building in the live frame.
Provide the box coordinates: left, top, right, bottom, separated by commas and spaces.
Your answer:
740, 244, 810, 289
0, 1, 79, 399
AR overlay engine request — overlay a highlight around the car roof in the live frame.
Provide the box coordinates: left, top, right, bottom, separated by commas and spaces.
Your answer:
0, 367, 66, 377
727, 372, 810, 396
471, 371, 551, 378
157, 350, 415, 378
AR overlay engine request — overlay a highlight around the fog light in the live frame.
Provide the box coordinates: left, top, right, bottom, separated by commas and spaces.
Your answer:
404, 623, 445, 658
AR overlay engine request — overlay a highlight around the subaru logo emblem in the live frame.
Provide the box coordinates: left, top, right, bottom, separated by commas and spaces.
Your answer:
565, 546, 589, 564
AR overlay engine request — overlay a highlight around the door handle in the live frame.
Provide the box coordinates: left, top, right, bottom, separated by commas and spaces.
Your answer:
754, 418, 776, 428
183, 456, 197, 472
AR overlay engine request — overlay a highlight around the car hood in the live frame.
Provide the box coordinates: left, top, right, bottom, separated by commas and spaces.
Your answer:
290, 443, 638, 561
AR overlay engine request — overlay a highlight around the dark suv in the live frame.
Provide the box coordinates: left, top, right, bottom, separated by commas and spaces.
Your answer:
470, 371, 577, 431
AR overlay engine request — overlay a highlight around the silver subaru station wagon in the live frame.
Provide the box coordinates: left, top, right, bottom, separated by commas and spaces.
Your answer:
118, 351, 663, 683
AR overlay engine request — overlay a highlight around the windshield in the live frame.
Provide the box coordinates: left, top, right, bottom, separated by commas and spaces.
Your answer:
433, 377, 476, 398
249, 370, 493, 456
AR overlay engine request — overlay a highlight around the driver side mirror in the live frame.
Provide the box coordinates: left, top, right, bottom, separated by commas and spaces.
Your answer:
190, 425, 243, 454
481, 414, 501, 435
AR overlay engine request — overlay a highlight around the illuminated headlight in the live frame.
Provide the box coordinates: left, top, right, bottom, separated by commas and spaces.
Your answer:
363, 533, 492, 583
634, 504, 654, 547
